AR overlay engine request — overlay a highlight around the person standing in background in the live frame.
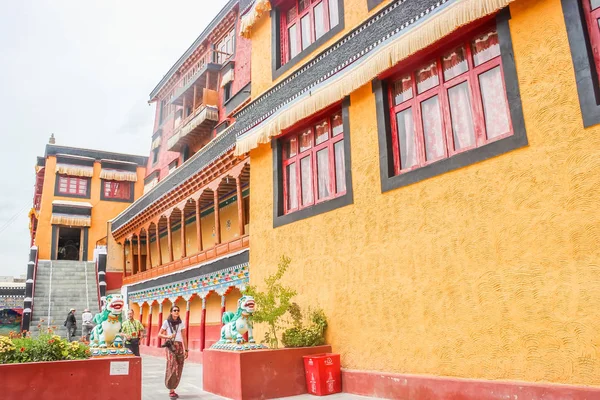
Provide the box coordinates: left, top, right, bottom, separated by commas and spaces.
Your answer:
81, 308, 94, 342
64, 308, 76, 342
121, 308, 146, 356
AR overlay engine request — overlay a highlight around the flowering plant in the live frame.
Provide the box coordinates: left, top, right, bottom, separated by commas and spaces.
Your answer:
0, 326, 90, 364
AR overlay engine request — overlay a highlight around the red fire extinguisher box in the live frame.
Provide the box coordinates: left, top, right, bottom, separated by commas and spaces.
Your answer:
302, 353, 342, 396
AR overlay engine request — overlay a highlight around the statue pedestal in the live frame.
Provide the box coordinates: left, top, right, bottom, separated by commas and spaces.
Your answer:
202, 345, 331, 400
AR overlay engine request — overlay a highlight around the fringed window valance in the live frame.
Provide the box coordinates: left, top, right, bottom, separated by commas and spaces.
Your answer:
100, 169, 138, 182
55, 163, 94, 177
239, 0, 271, 38
220, 68, 235, 88
51, 214, 91, 227
151, 136, 161, 150
234, 0, 515, 156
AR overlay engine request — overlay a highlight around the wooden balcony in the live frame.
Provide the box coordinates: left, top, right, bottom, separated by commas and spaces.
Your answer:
170, 49, 230, 106
168, 89, 219, 153
122, 235, 249, 286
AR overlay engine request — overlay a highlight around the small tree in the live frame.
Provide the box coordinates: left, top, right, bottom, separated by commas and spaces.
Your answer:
245, 256, 296, 348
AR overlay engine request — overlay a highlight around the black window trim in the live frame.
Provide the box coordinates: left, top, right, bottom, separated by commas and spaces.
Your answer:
374, 8, 528, 192
272, 96, 353, 227
562, 0, 600, 127
100, 179, 135, 203
271, 0, 346, 81
54, 174, 92, 199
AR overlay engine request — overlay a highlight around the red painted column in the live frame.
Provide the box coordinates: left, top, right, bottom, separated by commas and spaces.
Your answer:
199, 297, 207, 352
155, 224, 162, 266
220, 295, 226, 327
185, 299, 191, 344
167, 218, 174, 262
139, 303, 143, 323
156, 302, 164, 348
137, 235, 142, 273
123, 242, 128, 277
236, 177, 245, 236
196, 201, 203, 252
213, 190, 221, 245
180, 210, 187, 258
146, 231, 152, 269
146, 308, 153, 347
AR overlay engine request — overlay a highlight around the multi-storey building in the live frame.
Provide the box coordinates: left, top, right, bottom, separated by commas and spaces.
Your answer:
25, 139, 147, 336
231, 0, 600, 397
111, 0, 252, 359
30, 140, 147, 267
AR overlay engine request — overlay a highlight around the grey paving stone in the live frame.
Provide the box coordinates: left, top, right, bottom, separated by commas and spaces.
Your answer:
141, 354, 379, 400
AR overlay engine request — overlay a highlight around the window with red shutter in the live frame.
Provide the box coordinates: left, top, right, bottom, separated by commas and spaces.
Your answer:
388, 27, 513, 175
582, 0, 600, 83
103, 181, 132, 201
57, 176, 89, 197
281, 110, 345, 214
280, 0, 341, 65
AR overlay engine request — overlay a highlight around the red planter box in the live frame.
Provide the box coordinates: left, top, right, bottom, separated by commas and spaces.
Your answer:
0, 356, 141, 400
203, 345, 332, 400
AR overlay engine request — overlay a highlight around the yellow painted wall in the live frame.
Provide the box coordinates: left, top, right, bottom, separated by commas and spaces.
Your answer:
225, 288, 242, 312
220, 201, 241, 243
36, 156, 145, 261
185, 220, 197, 256
250, 0, 387, 97
247, 0, 600, 387
205, 293, 222, 324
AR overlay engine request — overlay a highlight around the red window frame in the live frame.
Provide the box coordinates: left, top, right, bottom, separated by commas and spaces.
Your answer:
280, 0, 339, 65
388, 24, 513, 176
103, 181, 132, 200
57, 175, 88, 196
582, 0, 600, 83
281, 110, 346, 214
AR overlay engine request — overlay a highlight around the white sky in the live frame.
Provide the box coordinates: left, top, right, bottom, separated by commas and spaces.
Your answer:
0, 0, 230, 276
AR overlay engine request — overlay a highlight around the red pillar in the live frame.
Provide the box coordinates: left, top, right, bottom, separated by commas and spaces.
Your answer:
236, 177, 245, 236
200, 297, 207, 352
167, 218, 174, 262
156, 224, 163, 266
139, 303, 143, 323
185, 299, 191, 344
196, 201, 203, 252
214, 190, 221, 245
181, 211, 187, 258
146, 307, 153, 347
156, 303, 164, 348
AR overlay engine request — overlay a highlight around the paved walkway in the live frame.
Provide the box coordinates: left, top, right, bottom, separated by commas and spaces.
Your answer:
142, 354, 377, 400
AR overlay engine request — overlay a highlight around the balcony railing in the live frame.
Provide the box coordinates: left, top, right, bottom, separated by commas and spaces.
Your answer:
167, 90, 219, 152
123, 235, 249, 285
170, 49, 231, 107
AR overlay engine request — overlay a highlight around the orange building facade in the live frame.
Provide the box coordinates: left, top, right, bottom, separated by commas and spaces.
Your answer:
110, 0, 253, 358
30, 142, 146, 266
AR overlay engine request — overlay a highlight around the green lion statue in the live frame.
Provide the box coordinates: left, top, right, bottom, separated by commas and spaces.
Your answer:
90, 294, 125, 348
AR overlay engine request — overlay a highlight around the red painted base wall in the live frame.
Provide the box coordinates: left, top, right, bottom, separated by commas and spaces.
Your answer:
203, 345, 332, 400
342, 369, 600, 400
104, 272, 123, 292
1, 356, 141, 400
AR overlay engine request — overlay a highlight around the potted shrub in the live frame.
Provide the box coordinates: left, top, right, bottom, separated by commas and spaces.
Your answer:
203, 256, 332, 400
0, 327, 142, 399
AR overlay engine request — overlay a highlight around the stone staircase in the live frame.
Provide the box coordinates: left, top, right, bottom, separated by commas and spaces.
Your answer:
30, 260, 100, 339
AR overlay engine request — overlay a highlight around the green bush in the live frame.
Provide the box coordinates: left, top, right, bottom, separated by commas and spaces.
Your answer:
282, 307, 328, 348
0, 328, 90, 364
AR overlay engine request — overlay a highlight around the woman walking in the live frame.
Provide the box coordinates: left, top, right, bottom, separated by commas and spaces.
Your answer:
158, 305, 188, 399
